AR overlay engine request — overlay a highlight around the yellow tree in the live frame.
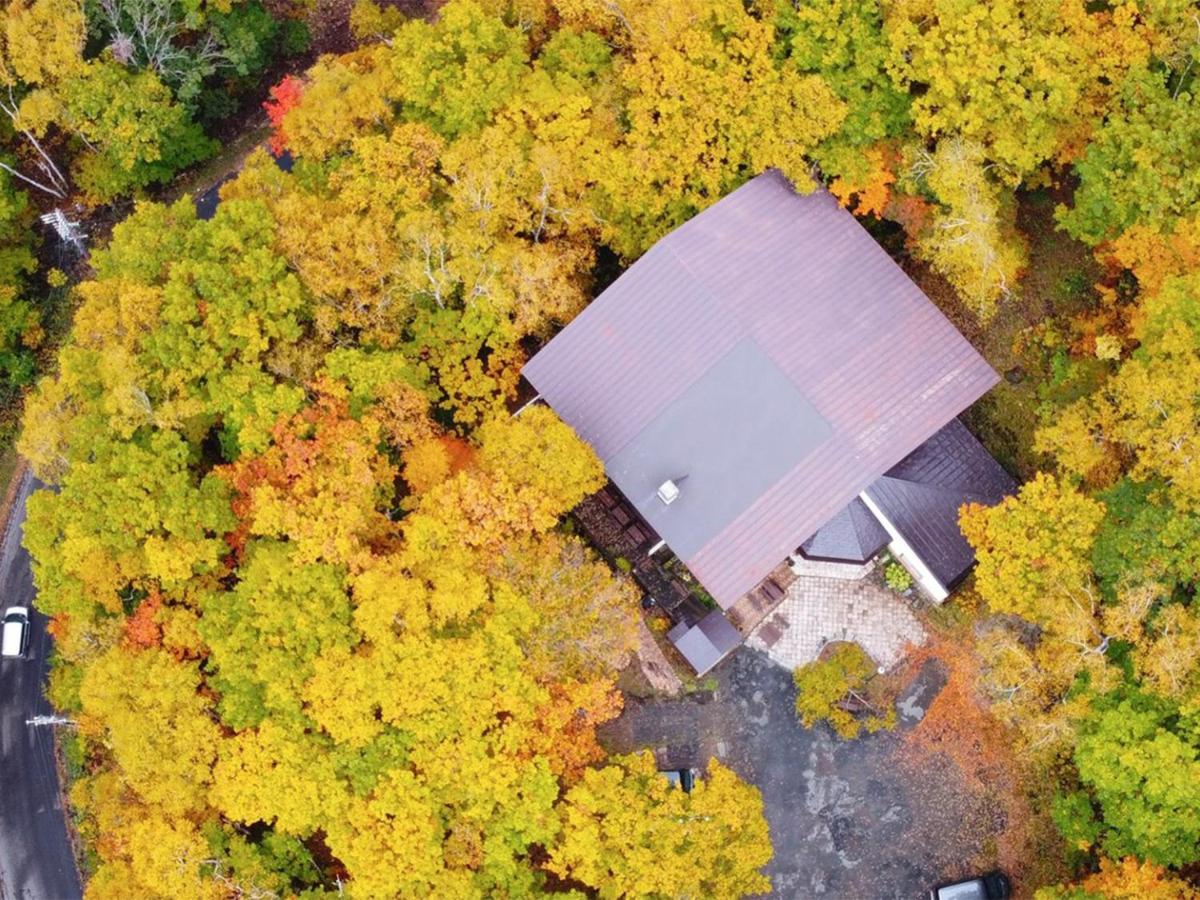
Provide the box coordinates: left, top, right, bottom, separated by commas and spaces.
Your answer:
219, 386, 399, 571
1035, 856, 1200, 900
273, 45, 398, 161
1109, 213, 1200, 297
323, 769, 478, 899
210, 719, 347, 837
78, 646, 220, 818
1120, 598, 1200, 702
960, 473, 1106, 631
72, 772, 225, 900
884, 0, 1154, 179
974, 622, 1115, 759
591, 0, 845, 256
403, 406, 605, 561
1036, 273, 1200, 508
490, 531, 639, 683
905, 138, 1027, 320
549, 751, 773, 898
0, 0, 84, 198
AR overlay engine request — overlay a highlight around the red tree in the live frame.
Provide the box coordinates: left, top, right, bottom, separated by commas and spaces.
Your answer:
263, 76, 305, 155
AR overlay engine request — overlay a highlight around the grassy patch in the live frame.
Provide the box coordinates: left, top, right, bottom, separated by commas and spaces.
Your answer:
682, 675, 719, 695
0, 445, 18, 495
616, 656, 658, 699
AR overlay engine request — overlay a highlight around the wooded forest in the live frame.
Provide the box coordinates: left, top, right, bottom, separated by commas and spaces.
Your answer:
9, 0, 1200, 896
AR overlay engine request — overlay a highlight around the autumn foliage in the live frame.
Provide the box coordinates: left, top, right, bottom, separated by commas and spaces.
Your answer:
263, 75, 304, 155
16, 171, 757, 893
15, 0, 1200, 894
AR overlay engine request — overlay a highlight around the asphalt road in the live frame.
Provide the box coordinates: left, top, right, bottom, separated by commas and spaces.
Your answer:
0, 141, 292, 900
0, 470, 82, 900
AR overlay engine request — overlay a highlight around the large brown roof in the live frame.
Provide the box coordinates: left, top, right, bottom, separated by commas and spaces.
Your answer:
523, 171, 999, 607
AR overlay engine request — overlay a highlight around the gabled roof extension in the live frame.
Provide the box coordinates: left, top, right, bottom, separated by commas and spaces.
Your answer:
799, 498, 891, 564
667, 610, 742, 676
864, 418, 1017, 590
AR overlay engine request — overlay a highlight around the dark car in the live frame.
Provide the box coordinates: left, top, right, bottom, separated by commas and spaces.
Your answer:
661, 768, 698, 792
929, 871, 1011, 900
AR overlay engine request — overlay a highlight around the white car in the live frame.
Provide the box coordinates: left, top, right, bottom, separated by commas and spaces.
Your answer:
1, 606, 30, 658
929, 872, 1011, 900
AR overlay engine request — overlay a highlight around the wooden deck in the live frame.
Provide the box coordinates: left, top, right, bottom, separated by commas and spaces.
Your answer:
572, 484, 710, 626
726, 562, 798, 636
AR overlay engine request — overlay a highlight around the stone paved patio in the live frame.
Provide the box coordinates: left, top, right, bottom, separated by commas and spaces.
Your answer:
747, 572, 925, 670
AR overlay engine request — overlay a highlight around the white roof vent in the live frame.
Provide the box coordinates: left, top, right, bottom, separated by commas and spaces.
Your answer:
657, 479, 681, 506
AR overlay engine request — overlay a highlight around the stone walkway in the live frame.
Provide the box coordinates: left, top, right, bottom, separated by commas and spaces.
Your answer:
747, 573, 925, 671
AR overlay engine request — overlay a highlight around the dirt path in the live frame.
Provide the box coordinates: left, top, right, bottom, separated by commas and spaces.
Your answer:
634, 620, 683, 696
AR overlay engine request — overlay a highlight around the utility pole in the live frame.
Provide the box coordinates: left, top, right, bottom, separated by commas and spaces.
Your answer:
39, 209, 86, 254
25, 714, 74, 728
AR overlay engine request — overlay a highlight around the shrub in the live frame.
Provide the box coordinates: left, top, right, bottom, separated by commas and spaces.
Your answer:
884, 562, 913, 592
793, 643, 896, 739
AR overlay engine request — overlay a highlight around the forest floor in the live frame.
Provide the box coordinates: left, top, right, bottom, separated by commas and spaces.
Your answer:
602, 649, 992, 898
903, 187, 1102, 480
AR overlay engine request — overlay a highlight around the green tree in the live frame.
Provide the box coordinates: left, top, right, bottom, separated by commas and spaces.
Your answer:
1090, 479, 1200, 596
23, 59, 216, 203
199, 541, 355, 729
389, 0, 528, 139
1059, 69, 1200, 246
23, 430, 234, 625
1073, 693, 1200, 867
773, 0, 910, 186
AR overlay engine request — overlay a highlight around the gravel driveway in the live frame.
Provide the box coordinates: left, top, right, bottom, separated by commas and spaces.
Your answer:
601, 648, 1006, 899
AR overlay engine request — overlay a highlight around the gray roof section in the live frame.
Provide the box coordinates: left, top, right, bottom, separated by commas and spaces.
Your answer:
523, 170, 999, 607
668, 610, 742, 675
607, 337, 831, 559
799, 497, 890, 563
865, 418, 1017, 589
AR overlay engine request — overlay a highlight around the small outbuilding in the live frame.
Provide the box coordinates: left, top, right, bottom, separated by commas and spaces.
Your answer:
667, 610, 743, 677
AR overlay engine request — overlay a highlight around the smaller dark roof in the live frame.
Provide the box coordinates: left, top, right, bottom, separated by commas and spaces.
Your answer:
668, 610, 742, 675
864, 419, 1016, 589
799, 498, 890, 563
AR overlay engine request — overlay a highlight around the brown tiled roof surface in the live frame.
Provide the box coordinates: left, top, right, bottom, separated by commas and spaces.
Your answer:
523, 171, 999, 607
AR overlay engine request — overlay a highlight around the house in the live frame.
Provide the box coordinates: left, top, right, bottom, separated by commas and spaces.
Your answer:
522, 171, 1015, 669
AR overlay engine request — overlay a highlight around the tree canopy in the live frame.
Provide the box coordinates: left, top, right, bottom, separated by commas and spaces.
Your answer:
16, 0, 1200, 894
